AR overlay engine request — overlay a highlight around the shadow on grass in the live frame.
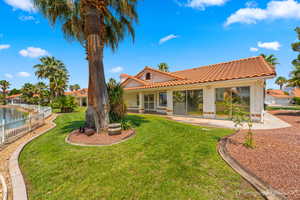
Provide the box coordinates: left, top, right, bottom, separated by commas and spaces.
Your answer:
61, 120, 85, 133
125, 115, 150, 127
59, 115, 149, 133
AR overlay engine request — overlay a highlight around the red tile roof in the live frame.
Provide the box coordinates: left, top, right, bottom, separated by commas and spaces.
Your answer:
267, 89, 292, 99
65, 89, 88, 97
123, 56, 276, 90
7, 94, 21, 99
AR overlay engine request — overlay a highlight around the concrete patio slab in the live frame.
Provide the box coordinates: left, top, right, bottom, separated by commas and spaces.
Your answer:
168, 112, 291, 130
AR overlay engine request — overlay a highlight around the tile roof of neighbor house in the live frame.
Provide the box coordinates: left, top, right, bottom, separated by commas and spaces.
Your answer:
7, 94, 21, 99
123, 56, 276, 90
267, 89, 292, 99
65, 89, 88, 97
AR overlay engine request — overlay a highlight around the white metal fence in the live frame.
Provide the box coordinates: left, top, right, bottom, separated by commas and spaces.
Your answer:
0, 104, 52, 146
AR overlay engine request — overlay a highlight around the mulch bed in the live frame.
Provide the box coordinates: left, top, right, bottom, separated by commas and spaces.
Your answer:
226, 110, 300, 200
67, 129, 135, 146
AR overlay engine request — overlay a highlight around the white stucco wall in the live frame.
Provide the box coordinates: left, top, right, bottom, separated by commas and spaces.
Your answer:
124, 78, 267, 122
265, 95, 291, 106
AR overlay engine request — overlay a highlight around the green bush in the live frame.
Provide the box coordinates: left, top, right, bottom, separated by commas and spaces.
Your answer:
293, 97, 300, 105
121, 119, 132, 130
51, 95, 77, 113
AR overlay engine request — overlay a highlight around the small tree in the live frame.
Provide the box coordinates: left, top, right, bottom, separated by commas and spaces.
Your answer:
0, 80, 10, 105
260, 54, 279, 67
52, 95, 77, 113
232, 105, 254, 149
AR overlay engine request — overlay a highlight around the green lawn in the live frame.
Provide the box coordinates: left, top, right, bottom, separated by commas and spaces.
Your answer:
19, 110, 262, 200
266, 105, 300, 111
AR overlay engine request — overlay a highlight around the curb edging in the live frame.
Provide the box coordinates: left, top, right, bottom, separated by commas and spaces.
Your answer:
0, 174, 7, 200
65, 130, 136, 147
218, 137, 287, 200
9, 114, 57, 200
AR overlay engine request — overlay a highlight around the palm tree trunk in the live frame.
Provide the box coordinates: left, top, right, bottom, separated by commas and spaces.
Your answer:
84, 6, 109, 133
85, 70, 95, 128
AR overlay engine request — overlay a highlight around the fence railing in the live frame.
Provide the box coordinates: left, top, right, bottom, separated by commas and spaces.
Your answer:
0, 104, 52, 146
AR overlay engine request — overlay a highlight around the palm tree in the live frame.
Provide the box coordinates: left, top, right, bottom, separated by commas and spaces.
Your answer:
260, 54, 279, 67
0, 80, 10, 105
289, 28, 300, 88
275, 76, 287, 90
36, 82, 50, 105
158, 63, 169, 72
34, 56, 69, 100
70, 84, 81, 91
33, 0, 138, 132
21, 83, 37, 104
74, 84, 81, 91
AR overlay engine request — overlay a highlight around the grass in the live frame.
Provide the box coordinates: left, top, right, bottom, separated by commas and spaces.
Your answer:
266, 105, 300, 111
19, 109, 262, 200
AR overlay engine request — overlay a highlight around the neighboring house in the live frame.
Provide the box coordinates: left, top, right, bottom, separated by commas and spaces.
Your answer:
265, 90, 292, 106
6, 94, 22, 104
65, 89, 88, 107
121, 56, 276, 122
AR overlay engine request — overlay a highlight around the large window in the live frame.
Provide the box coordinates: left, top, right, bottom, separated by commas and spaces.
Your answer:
173, 90, 203, 116
215, 87, 250, 119
159, 92, 167, 107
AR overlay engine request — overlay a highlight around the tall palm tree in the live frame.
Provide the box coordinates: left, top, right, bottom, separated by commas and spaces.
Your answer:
275, 76, 287, 90
289, 28, 300, 88
21, 83, 37, 104
0, 80, 10, 105
33, 0, 138, 132
34, 56, 69, 100
260, 54, 279, 67
158, 63, 169, 72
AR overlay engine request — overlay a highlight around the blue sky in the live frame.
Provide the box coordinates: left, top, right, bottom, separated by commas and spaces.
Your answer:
0, 0, 300, 90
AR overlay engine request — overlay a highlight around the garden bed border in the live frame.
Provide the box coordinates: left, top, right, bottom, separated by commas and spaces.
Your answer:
65, 129, 136, 147
9, 114, 57, 200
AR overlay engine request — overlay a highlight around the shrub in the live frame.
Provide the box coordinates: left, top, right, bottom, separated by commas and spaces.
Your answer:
121, 119, 132, 130
107, 78, 127, 123
293, 97, 300, 105
51, 95, 77, 113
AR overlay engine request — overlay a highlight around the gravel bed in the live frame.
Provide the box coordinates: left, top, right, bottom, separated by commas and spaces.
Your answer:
226, 110, 300, 200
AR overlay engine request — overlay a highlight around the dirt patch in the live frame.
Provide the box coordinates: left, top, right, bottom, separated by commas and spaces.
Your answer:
67, 129, 135, 146
226, 110, 300, 200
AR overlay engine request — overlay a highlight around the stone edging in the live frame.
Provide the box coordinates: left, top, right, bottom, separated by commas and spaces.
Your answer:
65, 130, 136, 147
0, 174, 7, 200
218, 136, 287, 200
9, 114, 57, 200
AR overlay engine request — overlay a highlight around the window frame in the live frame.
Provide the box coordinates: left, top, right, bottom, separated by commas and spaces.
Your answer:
159, 92, 167, 107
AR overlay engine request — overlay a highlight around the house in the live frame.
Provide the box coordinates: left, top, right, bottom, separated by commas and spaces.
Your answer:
6, 94, 22, 104
65, 89, 88, 107
121, 56, 276, 122
265, 89, 292, 106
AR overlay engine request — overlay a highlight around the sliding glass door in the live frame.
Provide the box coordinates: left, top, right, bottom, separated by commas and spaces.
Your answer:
173, 90, 203, 116
215, 87, 250, 119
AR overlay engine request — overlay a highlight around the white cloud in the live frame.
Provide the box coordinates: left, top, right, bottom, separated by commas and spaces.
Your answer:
4, 73, 13, 79
175, 0, 228, 10
0, 44, 10, 50
225, 0, 300, 26
245, 1, 258, 7
250, 47, 259, 52
18, 15, 39, 23
4, 0, 35, 12
110, 66, 124, 73
159, 34, 179, 44
17, 72, 31, 77
257, 41, 281, 51
19, 47, 49, 58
